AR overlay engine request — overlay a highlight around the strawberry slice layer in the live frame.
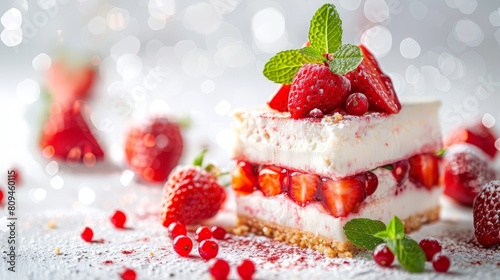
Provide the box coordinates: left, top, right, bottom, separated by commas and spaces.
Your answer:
408, 154, 440, 189
345, 45, 401, 114
321, 177, 366, 218
267, 84, 291, 112
40, 102, 104, 163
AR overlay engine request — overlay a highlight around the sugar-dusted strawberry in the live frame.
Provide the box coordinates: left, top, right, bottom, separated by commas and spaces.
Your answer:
267, 84, 291, 112
125, 117, 183, 183
39, 102, 104, 163
473, 180, 500, 248
288, 64, 351, 119
161, 151, 226, 226
47, 59, 96, 107
288, 172, 319, 206
443, 121, 498, 158
231, 161, 257, 195
409, 154, 440, 189
258, 166, 285, 196
345, 45, 401, 114
321, 177, 366, 218
443, 144, 496, 207
391, 160, 409, 185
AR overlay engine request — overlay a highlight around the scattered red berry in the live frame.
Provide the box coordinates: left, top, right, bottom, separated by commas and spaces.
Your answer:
211, 226, 227, 240
120, 268, 137, 280
258, 166, 284, 196
199, 239, 219, 260
321, 177, 366, 218
364, 171, 378, 196
231, 161, 257, 195
125, 117, 183, 183
432, 253, 451, 273
267, 84, 290, 112
288, 63, 351, 119
345, 93, 369, 116
345, 45, 401, 114
391, 160, 409, 185
40, 102, 104, 163
237, 259, 256, 280
195, 226, 213, 242
173, 235, 193, 257
161, 165, 226, 226
0, 189, 3, 204
372, 243, 394, 267
443, 120, 497, 158
167, 222, 187, 239
81, 227, 93, 242
473, 180, 500, 248
419, 237, 442, 261
208, 259, 230, 280
110, 210, 127, 229
409, 154, 440, 189
288, 172, 319, 206
443, 144, 496, 207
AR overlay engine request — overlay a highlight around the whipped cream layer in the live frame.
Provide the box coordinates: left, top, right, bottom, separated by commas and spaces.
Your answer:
232, 98, 442, 179
236, 168, 442, 242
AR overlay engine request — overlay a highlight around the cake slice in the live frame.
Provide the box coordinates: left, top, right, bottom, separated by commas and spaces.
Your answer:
230, 4, 443, 257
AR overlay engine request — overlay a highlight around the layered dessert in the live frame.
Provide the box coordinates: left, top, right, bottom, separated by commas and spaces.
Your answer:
230, 4, 443, 257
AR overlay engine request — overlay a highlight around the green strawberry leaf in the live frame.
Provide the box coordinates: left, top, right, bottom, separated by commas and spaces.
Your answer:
397, 236, 426, 273
193, 149, 208, 167
309, 4, 342, 54
329, 44, 364, 75
343, 218, 386, 250
386, 216, 405, 240
299, 46, 326, 62
263, 49, 320, 84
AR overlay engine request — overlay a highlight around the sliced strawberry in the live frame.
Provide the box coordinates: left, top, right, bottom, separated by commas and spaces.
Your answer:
345, 45, 401, 114
40, 102, 104, 163
443, 121, 498, 158
408, 154, 440, 189
391, 160, 409, 185
321, 177, 366, 218
288, 64, 351, 119
258, 166, 284, 196
267, 84, 291, 112
288, 172, 319, 206
231, 161, 257, 195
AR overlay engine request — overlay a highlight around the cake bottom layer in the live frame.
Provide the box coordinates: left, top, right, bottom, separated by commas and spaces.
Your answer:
236, 205, 440, 258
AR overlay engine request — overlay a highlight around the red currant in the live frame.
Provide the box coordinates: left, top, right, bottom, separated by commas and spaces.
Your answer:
120, 268, 137, 280
432, 252, 450, 273
168, 222, 187, 239
111, 210, 127, 228
173, 235, 193, 257
419, 237, 442, 261
372, 243, 394, 267
237, 259, 256, 280
199, 239, 219, 260
309, 108, 324, 118
81, 227, 93, 242
345, 92, 369, 116
195, 226, 213, 242
364, 171, 378, 196
211, 226, 227, 240
208, 258, 230, 280
392, 160, 409, 184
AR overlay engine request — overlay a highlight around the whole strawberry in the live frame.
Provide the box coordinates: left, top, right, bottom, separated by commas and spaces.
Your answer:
473, 180, 500, 248
161, 150, 226, 226
125, 117, 183, 183
288, 64, 350, 119
443, 120, 497, 159
443, 144, 496, 207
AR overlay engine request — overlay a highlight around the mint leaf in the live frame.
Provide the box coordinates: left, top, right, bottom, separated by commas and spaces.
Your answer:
380, 164, 394, 171
329, 44, 363, 75
300, 46, 326, 62
344, 218, 386, 250
263, 49, 320, 84
309, 4, 342, 54
386, 216, 405, 240
397, 236, 426, 273
373, 230, 390, 240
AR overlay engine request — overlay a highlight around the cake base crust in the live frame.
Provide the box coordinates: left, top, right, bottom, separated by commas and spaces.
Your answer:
234, 205, 440, 258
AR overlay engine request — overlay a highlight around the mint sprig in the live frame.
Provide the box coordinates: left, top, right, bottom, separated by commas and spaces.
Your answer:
343, 216, 426, 273
263, 4, 363, 84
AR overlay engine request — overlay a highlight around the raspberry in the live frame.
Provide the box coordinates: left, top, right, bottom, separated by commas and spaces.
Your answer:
168, 222, 187, 239
110, 210, 127, 229
198, 239, 219, 260
208, 259, 230, 280
81, 227, 93, 242
237, 259, 256, 280
195, 226, 213, 242
432, 253, 451, 273
419, 237, 442, 261
173, 235, 193, 257
473, 180, 500, 247
345, 93, 369, 116
372, 243, 394, 267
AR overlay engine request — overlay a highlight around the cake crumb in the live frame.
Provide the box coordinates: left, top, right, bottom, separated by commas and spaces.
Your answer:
55, 247, 61, 255
323, 113, 344, 124
150, 251, 155, 256
233, 225, 249, 235
48, 219, 56, 229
